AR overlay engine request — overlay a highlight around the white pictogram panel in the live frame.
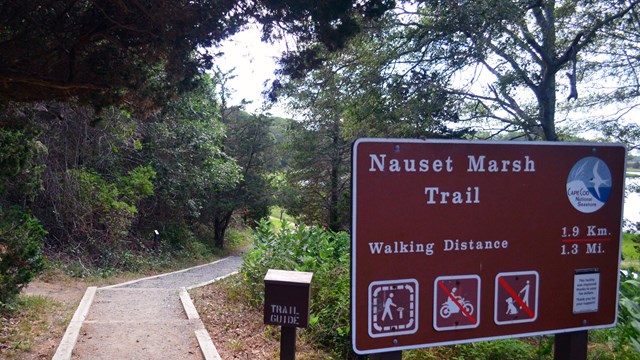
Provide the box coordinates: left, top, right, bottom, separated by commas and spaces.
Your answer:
368, 279, 418, 338
433, 275, 481, 331
494, 271, 539, 325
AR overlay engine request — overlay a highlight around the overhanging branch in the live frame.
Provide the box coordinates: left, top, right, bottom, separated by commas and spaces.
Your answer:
0, 73, 108, 91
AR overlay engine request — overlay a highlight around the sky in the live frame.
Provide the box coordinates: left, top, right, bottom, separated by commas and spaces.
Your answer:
214, 25, 291, 118
212, 26, 640, 221
213, 24, 640, 142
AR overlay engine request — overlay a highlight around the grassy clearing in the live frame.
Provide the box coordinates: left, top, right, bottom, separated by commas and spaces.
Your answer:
224, 226, 255, 253
268, 206, 296, 232
626, 165, 640, 177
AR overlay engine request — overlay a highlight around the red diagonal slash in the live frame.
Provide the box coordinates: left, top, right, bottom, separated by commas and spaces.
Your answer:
438, 281, 477, 324
498, 277, 534, 318
562, 238, 610, 243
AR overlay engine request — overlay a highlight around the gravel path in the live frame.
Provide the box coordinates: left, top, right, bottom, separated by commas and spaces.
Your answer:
56, 256, 243, 360
109, 256, 244, 289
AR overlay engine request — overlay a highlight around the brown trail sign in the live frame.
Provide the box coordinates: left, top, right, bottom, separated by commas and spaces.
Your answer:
351, 139, 625, 355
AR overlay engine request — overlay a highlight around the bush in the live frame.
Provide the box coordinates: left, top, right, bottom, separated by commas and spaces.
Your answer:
612, 270, 640, 354
58, 165, 155, 267
0, 206, 46, 309
241, 219, 351, 355
0, 124, 45, 203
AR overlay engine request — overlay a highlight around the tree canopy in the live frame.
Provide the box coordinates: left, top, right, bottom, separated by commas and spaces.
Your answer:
0, 0, 394, 112
274, 0, 640, 142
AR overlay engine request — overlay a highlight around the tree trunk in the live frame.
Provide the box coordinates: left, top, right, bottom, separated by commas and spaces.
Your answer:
327, 124, 341, 232
328, 158, 340, 232
536, 1, 558, 142
537, 75, 558, 141
213, 211, 233, 249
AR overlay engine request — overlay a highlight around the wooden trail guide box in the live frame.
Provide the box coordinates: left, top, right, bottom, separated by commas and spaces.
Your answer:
264, 269, 313, 328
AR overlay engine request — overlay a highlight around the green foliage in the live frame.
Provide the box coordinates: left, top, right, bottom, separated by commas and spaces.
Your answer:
622, 232, 640, 261
281, 116, 351, 231
118, 166, 156, 203
62, 165, 155, 266
614, 271, 640, 354
403, 336, 555, 359
224, 226, 253, 251
0, 206, 46, 310
277, 19, 472, 229
241, 219, 352, 355
451, 339, 538, 360
0, 1, 245, 108
280, 0, 640, 142
139, 76, 243, 250
0, 122, 45, 204
0, 127, 37, 178
203, 107, 276, 248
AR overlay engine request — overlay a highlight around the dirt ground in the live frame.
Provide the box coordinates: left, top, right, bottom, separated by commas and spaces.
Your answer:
191, 275, 329, 360
191, 279, 280, 359
12, 280, 88, 359
24, 280, 88, 304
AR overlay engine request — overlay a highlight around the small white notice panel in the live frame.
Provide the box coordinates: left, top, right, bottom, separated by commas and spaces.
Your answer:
573, 270, 600, 314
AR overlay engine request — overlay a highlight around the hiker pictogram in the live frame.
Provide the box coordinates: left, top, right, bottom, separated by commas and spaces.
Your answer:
433, 275, 481, 331
382, 292, 397, 321
494, 271, 539, 325
368, 279, 418, 338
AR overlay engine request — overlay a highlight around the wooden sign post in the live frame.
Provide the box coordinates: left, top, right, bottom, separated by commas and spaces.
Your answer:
264, 269, 313, 360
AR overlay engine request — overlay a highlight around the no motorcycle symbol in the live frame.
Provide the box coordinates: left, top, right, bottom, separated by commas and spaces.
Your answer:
433, 275, 481, 331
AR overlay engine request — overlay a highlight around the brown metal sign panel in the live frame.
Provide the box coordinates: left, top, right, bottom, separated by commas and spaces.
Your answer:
351, 139, 626, 354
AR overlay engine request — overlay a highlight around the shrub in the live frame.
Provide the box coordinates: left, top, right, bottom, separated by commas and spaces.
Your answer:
241, 219, 351, 355
60, 165, 155, 267
0, 206, 46, 309
612, 270, 640, 354
0, 125, 45, 203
